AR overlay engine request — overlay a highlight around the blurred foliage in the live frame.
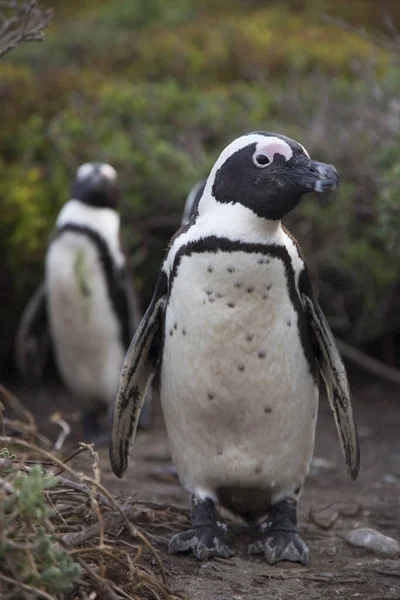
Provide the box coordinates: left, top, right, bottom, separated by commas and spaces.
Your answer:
1, 0, 400, 369
0, 461, 82, 596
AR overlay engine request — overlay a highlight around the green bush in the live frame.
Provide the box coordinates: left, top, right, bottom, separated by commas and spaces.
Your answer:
0, 461, 82, 596
1, 0, 399, 365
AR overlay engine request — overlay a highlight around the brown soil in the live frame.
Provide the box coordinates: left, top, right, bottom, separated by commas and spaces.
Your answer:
9, 369, 400, 600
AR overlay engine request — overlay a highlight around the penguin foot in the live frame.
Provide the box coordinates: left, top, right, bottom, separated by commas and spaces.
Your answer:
81, 407, 109, 446
169, 526, 233, 559
248, 498, 309, 566
169, 496, 233, 560
248, 530, 309, 565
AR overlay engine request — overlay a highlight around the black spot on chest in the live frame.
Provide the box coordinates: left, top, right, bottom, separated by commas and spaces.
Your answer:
169, 235, 318, 382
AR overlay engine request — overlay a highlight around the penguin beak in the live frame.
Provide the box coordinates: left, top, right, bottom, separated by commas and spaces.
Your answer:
312, 162, 340, 193
298, 159, 340, 193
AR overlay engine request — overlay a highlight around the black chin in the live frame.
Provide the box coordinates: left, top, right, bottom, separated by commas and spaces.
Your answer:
258, 192, 303, 220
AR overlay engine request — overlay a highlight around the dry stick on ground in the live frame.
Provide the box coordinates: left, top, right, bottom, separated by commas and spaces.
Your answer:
53, 445, 88, 475
0, 384, 51, 447
0, 0, 53, 59
336, 338, 400, 387
0, 572, 56, 600
0, 384, 35, 430
50, 411, 71, 452
0, 437, 168, 586
62, 504, 152, 547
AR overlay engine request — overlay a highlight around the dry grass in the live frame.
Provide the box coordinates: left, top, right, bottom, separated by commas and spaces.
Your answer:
0, 384, 189, 600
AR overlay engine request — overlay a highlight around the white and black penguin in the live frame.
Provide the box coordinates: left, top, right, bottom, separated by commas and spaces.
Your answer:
110, 132, 359, 565
16, 163, 152, 439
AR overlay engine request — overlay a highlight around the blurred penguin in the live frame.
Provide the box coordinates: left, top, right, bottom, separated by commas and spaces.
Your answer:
16, 163, 152, 441
181, 179, 206, 226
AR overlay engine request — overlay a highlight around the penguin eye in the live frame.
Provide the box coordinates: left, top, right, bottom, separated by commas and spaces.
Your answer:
254, 153, 271, 168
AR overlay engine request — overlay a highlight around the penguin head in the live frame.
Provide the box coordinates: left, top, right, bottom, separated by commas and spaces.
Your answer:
71, 163, 121, 209
207, 132, 340, 220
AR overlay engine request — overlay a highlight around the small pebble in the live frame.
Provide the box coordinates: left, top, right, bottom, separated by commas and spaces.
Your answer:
382, 473, 398, 484
345, 528, 400, 556
311, 457, 334, 470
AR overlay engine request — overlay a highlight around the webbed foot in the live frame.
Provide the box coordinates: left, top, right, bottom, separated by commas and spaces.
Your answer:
81, 407, 109, 446
169, 496, 233, 560
248, 498, 309, 566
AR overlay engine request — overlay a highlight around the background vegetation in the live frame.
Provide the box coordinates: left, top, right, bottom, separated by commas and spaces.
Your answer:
1, 0, 400, 372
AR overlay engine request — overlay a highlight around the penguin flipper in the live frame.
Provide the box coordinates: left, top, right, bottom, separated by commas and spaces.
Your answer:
15, 283, 50, 381
110, 269, 168, 478
300, 272, 360, 481
181, 179, 207, 226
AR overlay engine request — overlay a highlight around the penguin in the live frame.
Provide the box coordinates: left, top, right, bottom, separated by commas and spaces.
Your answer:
181, 179, 206, 226
110, 132, 359, 565
16, 163, 152, 439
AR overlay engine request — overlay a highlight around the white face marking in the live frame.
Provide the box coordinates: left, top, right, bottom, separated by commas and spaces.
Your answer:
199, 134, 295, 217
76, 163, 117, 182
299, 143, 310, 159
210, 134, 293, 180
252, 138, 293, 168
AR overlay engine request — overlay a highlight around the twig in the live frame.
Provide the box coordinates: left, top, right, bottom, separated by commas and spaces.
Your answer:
50, 411, 71, 452
0, 572, 57, 600
0, 436, 167, 584
1, 438, 113, 508
74, 476, 168, 586
75, 556, 120, 600
84, 444, 105, 577
54, 445, 88, 474
43, 473, 113, 509
0, 0, 53, 59
336, 338, 400, 386
3, 417, 51, 447
62, 505, 148, 548
106, 538, 142, 563
0, 384, 35, 428
370, 569, 400, 579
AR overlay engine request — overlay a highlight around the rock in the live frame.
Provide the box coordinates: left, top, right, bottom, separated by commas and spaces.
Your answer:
310, 457, 335, 475
382, 474, 399, 484
345, 528, 400, 556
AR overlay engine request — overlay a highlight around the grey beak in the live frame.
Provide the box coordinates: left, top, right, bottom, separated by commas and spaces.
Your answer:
312, 162, 340, 193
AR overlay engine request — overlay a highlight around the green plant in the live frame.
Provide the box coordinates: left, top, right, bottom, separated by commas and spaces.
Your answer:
0, 464, 82, 597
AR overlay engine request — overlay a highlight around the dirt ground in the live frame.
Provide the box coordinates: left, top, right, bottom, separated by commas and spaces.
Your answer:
8, 368, 400, 600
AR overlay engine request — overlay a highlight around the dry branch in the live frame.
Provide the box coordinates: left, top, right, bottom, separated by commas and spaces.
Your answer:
336, 338, 400, 386
62, 505, 151, 548
322, 13, 400, 58
0, 0, 53, 59
0, 384, 180, 600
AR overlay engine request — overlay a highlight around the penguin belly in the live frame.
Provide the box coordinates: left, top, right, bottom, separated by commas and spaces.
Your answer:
45, 232, 125, 406
161, 249, 318, 519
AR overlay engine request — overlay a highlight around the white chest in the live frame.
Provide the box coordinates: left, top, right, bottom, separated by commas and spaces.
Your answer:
160, 246, 318, 503
45, 232, 124, 403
